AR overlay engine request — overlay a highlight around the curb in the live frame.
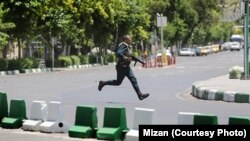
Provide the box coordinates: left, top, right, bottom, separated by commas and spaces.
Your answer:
191, 85, 250, 103
0, 63, 117, 76
0, 68, 54, 76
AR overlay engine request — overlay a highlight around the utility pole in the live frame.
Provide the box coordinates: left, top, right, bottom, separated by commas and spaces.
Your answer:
51, 37, 56, 69
243, 0, 249, 79
156, 13, 167, 51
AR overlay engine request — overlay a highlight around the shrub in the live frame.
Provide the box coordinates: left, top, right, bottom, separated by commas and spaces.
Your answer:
0, 59, 8, 71
79, 55, 89, 64
29, 58, 39, 68
107, 54, 116, 63
20, 58, 33, 70
7, 59, 21, 71
58, 56, 72, 67
70, 55, 81, 65
229, 65, 243, 79
88, 54, 97, 64
133, 51, 139, 58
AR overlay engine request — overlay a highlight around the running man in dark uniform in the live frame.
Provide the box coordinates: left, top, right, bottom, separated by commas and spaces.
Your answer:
98, 35, 149, 100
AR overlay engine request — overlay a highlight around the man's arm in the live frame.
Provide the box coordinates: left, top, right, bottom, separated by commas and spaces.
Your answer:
116, 43, 128, 59
127, 54, 145, 66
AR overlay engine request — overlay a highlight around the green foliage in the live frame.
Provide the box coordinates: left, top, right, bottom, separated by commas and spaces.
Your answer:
0, 3, 15, 48
45, 59, 60, 68
0, 0, 238, 59
229, 65, 243, 79
104, 54, 116, 64
29, 57, 39, 68
20, 58, 33, 69
79, 55, 89, 65
70, 55, 81, 65
58, 56, 72, 67
5, 58, 39, 71
7, 59, 21, 71
0, 58, 8, 71
133, 51, 139, 58
88, 54, 97, 64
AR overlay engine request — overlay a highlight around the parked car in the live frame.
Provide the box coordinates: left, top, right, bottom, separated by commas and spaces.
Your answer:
195, 47, 209, 56
230, 42, 241, 51
221, 42, 232, 51
179, 48, 196, 56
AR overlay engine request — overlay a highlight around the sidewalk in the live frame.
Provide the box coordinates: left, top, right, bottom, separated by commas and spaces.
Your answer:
0, 128, 102, 141
192, 74, 250, 103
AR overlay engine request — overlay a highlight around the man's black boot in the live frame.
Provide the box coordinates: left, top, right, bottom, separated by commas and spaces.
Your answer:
98, 81, 105, 91
137, 91, 150, 100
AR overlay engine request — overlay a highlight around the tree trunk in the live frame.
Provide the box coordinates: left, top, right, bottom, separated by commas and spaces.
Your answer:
62, 41, 66, 56
26, 38, 32, 58
66, 43, 70, 56
3, 43, 9, 59
18, 39, 21, 58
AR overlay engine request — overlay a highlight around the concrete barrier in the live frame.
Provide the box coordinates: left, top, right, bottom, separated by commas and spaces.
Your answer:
193, 114, 218, 125
0, 92, 8, 125
192, 85, 250, 103
39, 101, 69, 133
124, 107, 155, 141
235, 93, 250, 103
23, 100, 47, 131
178, 112, 218, 125
68, 105, 98, 138
223, 91, 236, 102
228, 116, 250, 125
96, 106, 128, 141
2, 99, 26, 129
177, 112, 201, 125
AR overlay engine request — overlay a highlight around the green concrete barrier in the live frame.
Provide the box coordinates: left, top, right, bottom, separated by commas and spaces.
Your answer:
193, 114, 218, 125
228, 116, 250, 125
202, 89, 209, 100
191, 85, 195, 96
0, 92, 8, 126
215, 91, 224, 101
68, 105, 98, 138
235, 93, 250, 103
2, 99, 26, 129
96, 106, 128, 140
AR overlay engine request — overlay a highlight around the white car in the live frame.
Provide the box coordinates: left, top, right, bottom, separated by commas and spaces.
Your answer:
230, 42, 240, 51
221, 42, 232, 51
179, 48, 195, 56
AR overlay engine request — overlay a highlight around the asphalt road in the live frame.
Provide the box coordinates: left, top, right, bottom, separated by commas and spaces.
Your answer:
1, 49, 250, 140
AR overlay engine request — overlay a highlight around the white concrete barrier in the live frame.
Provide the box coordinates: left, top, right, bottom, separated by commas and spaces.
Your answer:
207, 89, 217, 100
125, 107, 155, 141
197, 87, 206, 99
223, 91, 236, 102
39, 101, 69, 133
23, 100, 47, 131
177, 112, 201, 125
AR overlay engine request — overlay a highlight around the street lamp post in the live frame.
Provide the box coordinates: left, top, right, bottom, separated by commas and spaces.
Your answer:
51, 37, 56, 69
243, 0, 249, 79
157, 13, 167, 51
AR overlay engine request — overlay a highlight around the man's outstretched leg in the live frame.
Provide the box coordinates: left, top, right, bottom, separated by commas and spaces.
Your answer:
137, 91, 150, 100
98, 81, 105, 91
98, 67, 126, 91
127, 68, 150, 100
98, 79, 124, 91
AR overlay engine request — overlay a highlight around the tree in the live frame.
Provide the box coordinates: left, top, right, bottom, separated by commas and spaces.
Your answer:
0, 2, 15, 58
2, 0, 41, 58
